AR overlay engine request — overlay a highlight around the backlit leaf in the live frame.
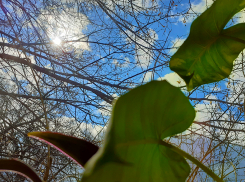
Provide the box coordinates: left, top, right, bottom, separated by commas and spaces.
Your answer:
170, 0, 245, 91
28, 132, 99, 167
82, 81, 195, 182
0, 159, 42, 182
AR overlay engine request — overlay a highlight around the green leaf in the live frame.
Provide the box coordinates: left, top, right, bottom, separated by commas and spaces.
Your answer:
28, 132, 99, 167
169, 0, 245, 91
0, 159, 43, 182
82, 81, 195, 182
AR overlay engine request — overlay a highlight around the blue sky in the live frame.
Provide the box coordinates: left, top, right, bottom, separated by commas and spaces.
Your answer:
2, 0, 245, 180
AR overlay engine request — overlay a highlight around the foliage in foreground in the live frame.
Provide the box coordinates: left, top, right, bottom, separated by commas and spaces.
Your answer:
2, 0, 245, 181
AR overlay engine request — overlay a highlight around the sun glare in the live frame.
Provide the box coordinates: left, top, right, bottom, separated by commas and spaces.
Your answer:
53, 37, 61, 45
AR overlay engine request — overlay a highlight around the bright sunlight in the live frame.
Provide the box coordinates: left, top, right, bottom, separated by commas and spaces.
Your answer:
53, 37, 61, 45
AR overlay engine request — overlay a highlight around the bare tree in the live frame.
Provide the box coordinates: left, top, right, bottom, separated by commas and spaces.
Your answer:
1, 0, 245, 181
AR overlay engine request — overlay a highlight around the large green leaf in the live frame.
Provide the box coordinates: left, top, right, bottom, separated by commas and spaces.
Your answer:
82, 81, 195, 182
169, 0, 245, 91
28, 132, 99, 167
0, 159, 42, 182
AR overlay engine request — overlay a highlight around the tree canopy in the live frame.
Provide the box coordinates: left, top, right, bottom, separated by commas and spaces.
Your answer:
1, 0, 245, 181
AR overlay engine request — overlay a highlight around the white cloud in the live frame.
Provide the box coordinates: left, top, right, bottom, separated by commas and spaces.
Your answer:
178, 0, 214, 24
158, 72, 186, 87
37, 7, 90, 53
125, 28, 158, 68
233, 8, 245, 24
50, 116, 107, 142
112, 59, 119, 67
97, 101, 112, 116
0, 37, 8, 43
142, 71, 154, 83
169, 38, 185, 55
133, 0, 156, 9
112, 57, 130, 68
235, 12, 245, 24
210, 85, 221, 91
181, 99, 222, 138
112, 93, 119, 99
123, 57, 130, 67
181, 91, 245, 146
228, 51, 245, 82
97, 94, 119, 116
224, 50, 245, 104
194, 95, 218, 122
190, 0, 214, 14
0, 38, 40, 93
177, 95, 220, 136
181, 1, 245, 26
101, 0, 158, 12
190, 51, 245, 145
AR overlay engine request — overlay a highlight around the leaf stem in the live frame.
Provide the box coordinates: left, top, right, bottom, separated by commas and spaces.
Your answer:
221, 34, 245, 45
159, 140, 223, 182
